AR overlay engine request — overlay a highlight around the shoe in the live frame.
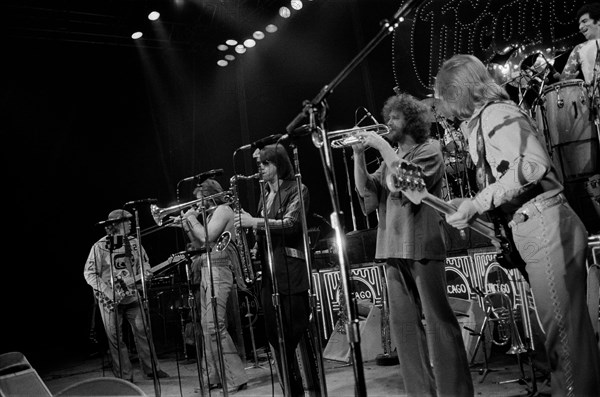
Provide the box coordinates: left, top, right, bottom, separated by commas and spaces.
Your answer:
221, 383, 247, 395
145, 369, 170, 379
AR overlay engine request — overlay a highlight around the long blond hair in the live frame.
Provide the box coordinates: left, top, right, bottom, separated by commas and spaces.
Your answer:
434, 54, 510, 120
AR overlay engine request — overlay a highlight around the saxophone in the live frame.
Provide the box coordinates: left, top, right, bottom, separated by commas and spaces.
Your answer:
230, 173, 259, 288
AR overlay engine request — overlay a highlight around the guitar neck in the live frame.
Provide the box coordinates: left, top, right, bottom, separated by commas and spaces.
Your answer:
134, 253, 185, 283
420, 193, 500, 244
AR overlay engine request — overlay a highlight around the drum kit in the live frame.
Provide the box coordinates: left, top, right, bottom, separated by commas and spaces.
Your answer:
421, 97, 476, 201
486, 44, 598, 186
423, 43, 599, 206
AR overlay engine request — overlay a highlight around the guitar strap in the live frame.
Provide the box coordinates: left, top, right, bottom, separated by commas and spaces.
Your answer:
473, 102, 528, 279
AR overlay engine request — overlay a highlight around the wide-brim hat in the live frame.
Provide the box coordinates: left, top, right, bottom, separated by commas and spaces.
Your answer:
107, 209, 133, 222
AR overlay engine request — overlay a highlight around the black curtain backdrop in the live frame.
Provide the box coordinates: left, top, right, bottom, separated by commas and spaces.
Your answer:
1, 0, 586, 368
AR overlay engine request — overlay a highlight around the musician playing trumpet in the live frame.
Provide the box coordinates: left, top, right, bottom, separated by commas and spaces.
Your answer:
352, 93, 473, 396
180, 178, 248, 393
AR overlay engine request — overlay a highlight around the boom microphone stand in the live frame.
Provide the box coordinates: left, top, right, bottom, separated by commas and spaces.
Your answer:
181, 252, 206, 395
258, 177, 292, 397
106, 233, 124, 380
198, 201, 229, 396
285, 2, 422, 394
289, 141, 328, 396
129, 206, 160, 397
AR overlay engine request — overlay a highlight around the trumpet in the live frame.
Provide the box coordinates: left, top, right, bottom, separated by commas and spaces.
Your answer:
150, 190, 234, 226
311, 123, 390, 149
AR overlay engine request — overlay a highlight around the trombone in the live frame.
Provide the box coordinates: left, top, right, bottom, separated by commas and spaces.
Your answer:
311, 123, 390, 149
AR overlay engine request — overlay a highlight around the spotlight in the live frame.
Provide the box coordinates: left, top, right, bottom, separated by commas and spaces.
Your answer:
279, 6, 291, 18
225, 54, 235, 61
225, 39, 238, 46
148, 11, 160, 21
235, 45, 247, 54
217, 44, 228, 51
217, 60, 228, 67
265, 24, 278, 33
243, 39, 256, 48
253, 31, 265, 40
131, 32, 143, 39
290, 0, 303, 10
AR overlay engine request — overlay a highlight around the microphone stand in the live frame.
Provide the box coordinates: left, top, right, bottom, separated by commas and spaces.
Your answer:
342, 147, 358, 231
107, 233, 124, 379
198, 201, 229, 396
290, 142, 328, 396
259, 178, 292, 396
131, 207, 160, 397
285, 3, 422, 394
182, 252, 206, 394
590, 41, 599, 143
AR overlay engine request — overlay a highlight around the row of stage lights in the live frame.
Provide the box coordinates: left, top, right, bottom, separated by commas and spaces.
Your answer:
129, 1, 314, 67
216, 0, 314, 67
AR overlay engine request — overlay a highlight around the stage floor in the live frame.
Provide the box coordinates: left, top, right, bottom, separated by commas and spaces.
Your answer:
39, 346, 549, 396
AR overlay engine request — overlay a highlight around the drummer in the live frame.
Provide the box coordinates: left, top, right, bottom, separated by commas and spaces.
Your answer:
559, 3, 600, 85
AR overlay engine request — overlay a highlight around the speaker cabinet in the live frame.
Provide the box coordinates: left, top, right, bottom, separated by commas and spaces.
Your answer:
0, 352, 51, 397
323, 304, 384, 363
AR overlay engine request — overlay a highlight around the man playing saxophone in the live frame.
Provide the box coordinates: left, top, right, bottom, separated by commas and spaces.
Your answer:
180, 178, 249, 394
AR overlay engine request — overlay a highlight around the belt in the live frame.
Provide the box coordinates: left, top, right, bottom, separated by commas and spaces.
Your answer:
284, 247, 305, 260
509, 194, 566, 228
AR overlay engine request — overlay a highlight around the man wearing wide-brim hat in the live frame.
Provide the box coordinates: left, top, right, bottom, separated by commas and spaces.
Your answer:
84, 209, 169, 381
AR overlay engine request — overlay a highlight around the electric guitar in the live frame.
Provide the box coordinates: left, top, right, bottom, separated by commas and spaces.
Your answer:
386, 161, 526, 273
95, 251, 187, 312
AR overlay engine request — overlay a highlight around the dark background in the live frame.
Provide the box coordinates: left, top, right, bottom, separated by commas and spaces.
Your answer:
1, 0, 589, 369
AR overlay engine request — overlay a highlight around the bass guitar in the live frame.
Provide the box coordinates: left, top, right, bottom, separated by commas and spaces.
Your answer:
96, 251, 188, 312
385, 161, 526, 274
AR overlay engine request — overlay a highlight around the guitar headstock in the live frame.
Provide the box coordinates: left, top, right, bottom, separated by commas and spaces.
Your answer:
385, 161, 428, 204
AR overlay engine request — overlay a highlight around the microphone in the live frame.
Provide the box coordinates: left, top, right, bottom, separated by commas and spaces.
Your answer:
124, 198, 158, 207
280, 124, 314, 141
238, 134, 283, 150
181, 168, 224, 183
539, 53, 560, 79
363, 108, 378, 125
96, 217, 130, 226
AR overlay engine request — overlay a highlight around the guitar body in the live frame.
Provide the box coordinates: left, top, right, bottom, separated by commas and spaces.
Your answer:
387, 161, 528, 279
94, 252, 187, 313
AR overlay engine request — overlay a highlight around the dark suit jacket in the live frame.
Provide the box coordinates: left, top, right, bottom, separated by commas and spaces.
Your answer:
256, 179, 310, 294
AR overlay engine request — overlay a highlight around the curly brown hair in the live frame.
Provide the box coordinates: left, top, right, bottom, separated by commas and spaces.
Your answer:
381, 92, 430, 144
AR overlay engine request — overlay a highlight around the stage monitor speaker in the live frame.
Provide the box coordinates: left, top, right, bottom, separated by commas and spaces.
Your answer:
449, 297, 490, 363
0, 351, 52, 397
323, 304, 384, 363
54, 377, 147, 396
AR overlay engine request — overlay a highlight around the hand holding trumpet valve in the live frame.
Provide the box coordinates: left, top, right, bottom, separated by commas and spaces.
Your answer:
351, 128, 389, 153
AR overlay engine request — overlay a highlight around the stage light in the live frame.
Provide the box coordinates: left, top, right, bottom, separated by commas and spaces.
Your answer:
244, 39, 256, 48
132, 32, 143, 39
226, 39, 238, 46
225, 54, 235, 61
279, 7, 291, 18
235, 45, 247, 54
253, 31, 265, 40
217, 44, 228, 51
265, 24, 278, 33
290, 0, 303, 10
217, 60, 228, 67
148, 11, 160, 21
